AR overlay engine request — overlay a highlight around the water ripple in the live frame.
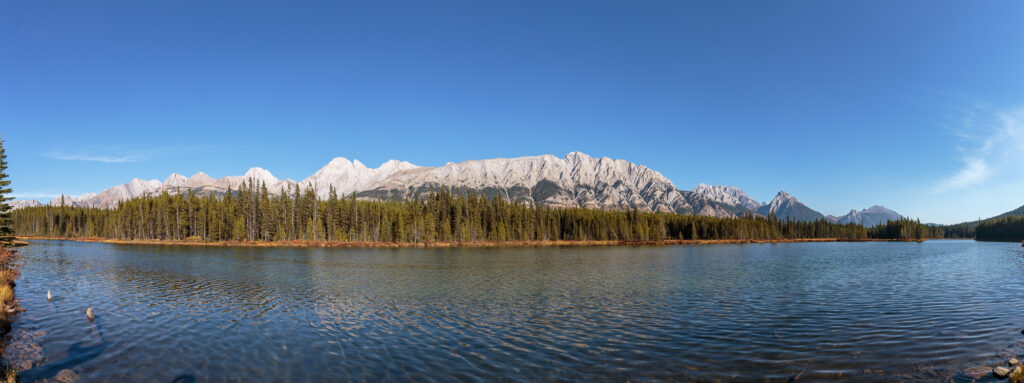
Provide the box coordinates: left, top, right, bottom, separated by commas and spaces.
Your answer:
5, 240, 1024, 381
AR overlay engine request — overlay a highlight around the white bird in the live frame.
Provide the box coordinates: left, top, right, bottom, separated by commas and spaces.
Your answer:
86, 308, 95, 322
46, 290, 52, 302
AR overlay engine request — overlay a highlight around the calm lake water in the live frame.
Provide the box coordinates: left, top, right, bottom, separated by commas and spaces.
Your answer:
4, 239, 1024, 382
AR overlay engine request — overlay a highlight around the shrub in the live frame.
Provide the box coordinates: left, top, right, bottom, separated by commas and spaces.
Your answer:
0, 285, 13, 305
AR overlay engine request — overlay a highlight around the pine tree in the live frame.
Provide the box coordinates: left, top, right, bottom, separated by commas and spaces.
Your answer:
0, 138, 14, 246
232, 217, 246, 241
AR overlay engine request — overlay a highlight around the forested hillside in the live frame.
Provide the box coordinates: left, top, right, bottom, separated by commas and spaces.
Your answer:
13, 179, 943, 244
975, 216, 1024, 242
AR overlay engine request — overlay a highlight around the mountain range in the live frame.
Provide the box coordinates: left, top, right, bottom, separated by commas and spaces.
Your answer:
11, 152, 901, 224
826, 206, 903, 227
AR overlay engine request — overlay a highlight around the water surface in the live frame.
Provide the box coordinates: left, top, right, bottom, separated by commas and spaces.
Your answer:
6, 240, 1024, 381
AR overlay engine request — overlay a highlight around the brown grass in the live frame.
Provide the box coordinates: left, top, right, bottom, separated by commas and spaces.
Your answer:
1, 366, 15, 383
0, 286, 12, 307
0, 246, 20, 382
0, 247, 18, 319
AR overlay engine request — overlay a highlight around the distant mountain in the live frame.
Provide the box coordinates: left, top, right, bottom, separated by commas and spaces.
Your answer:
692, 183, 762, 210
360, 152, 742, 217
303, 158, 417, 198
47, 195, 80, 207
940, 203, 1024, 231
74, 178, 161, 208
992, 204, 1024, 220
10, 199, 41, 209
937, 203, 1024, 237
42, 168, 299, 209
756, 191, 825, 221
6, 152, 898, 223
826, 205, 902, 227
9, 152, 738, 216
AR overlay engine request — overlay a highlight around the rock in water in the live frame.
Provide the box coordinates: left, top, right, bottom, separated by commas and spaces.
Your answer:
995, 366, 1012, 379
963, 366, 993, 379
1012, 358, 1020, 366
86, 308, 94, 322
56, 369, 80, 383
46, 290, 52, 302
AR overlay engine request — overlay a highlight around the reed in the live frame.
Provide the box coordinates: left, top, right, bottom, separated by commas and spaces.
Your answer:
1, 365, 15, 383
0, 286, 12, 306
0, 247, 20, 383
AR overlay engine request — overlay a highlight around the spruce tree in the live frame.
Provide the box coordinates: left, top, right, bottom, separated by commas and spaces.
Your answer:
0, 138, 13, 246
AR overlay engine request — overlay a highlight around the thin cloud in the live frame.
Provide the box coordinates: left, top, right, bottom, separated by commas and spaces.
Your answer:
42, 144, 223, 164
934, 157, 990, 191
43, 151, 146, 163
933, 105, 1024, 192
11, 192, 63, 199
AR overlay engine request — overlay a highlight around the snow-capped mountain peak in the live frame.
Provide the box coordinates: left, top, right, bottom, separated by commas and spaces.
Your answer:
827, 205, 902, 227
48, 194, 80, 207
186, 172, 215, 188
164, 173, 187, 187
10, 199, 42, 209
10, 152, 899, 223
692, 183, 762, 210
755, 190, 825, 221
302, 158, 419, 197
242, 167, 278, 183
369, 152, 701, 214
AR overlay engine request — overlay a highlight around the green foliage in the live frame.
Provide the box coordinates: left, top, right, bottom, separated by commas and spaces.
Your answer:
941, 222, 975, 239
866, 218, 944, 240
232, 217, 246, 241
11, 184, 953, 243
0, 139, 13, 246
976, 216, 1024, 241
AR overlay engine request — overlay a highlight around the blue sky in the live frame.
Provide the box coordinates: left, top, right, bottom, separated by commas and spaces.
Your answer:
2, 0, 1022, 224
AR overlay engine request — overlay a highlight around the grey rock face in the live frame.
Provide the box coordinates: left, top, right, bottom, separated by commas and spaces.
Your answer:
755, 191, 826, 222
32, 152, 896, 222
9, 199, 42, 209
827, 206, 903, 227
364, 152, 712, 214
692, 183, 762, 210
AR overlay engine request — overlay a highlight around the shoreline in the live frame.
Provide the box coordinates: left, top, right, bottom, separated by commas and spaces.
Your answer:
0, 246, 22, 380
16, 236, 935, 249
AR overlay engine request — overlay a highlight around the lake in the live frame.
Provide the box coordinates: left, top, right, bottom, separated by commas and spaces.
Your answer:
4, 239, 1022, 381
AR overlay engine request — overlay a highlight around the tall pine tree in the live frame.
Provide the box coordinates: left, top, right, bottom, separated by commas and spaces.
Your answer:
0, 138, 13, 246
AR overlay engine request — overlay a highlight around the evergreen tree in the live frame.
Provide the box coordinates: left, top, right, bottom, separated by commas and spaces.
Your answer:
0, 138, 14, 246
11, 186, 962, 244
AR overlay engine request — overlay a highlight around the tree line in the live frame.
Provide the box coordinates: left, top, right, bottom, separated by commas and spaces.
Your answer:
865, 218, 945, 240
975, 216, 1024, 242
12, 179, 950, 243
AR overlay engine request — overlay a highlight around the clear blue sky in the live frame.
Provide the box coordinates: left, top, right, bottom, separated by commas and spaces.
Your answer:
2, 1, 1022, 224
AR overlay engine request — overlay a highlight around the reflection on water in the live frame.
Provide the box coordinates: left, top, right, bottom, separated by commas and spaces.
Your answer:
5, 240, 1024, 381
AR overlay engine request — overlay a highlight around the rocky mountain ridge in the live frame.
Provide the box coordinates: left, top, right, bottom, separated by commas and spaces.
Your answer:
692, 183, 762, 210
9, 152, 899, 222
755, 191, 826, 222
826, 205, 904, 227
